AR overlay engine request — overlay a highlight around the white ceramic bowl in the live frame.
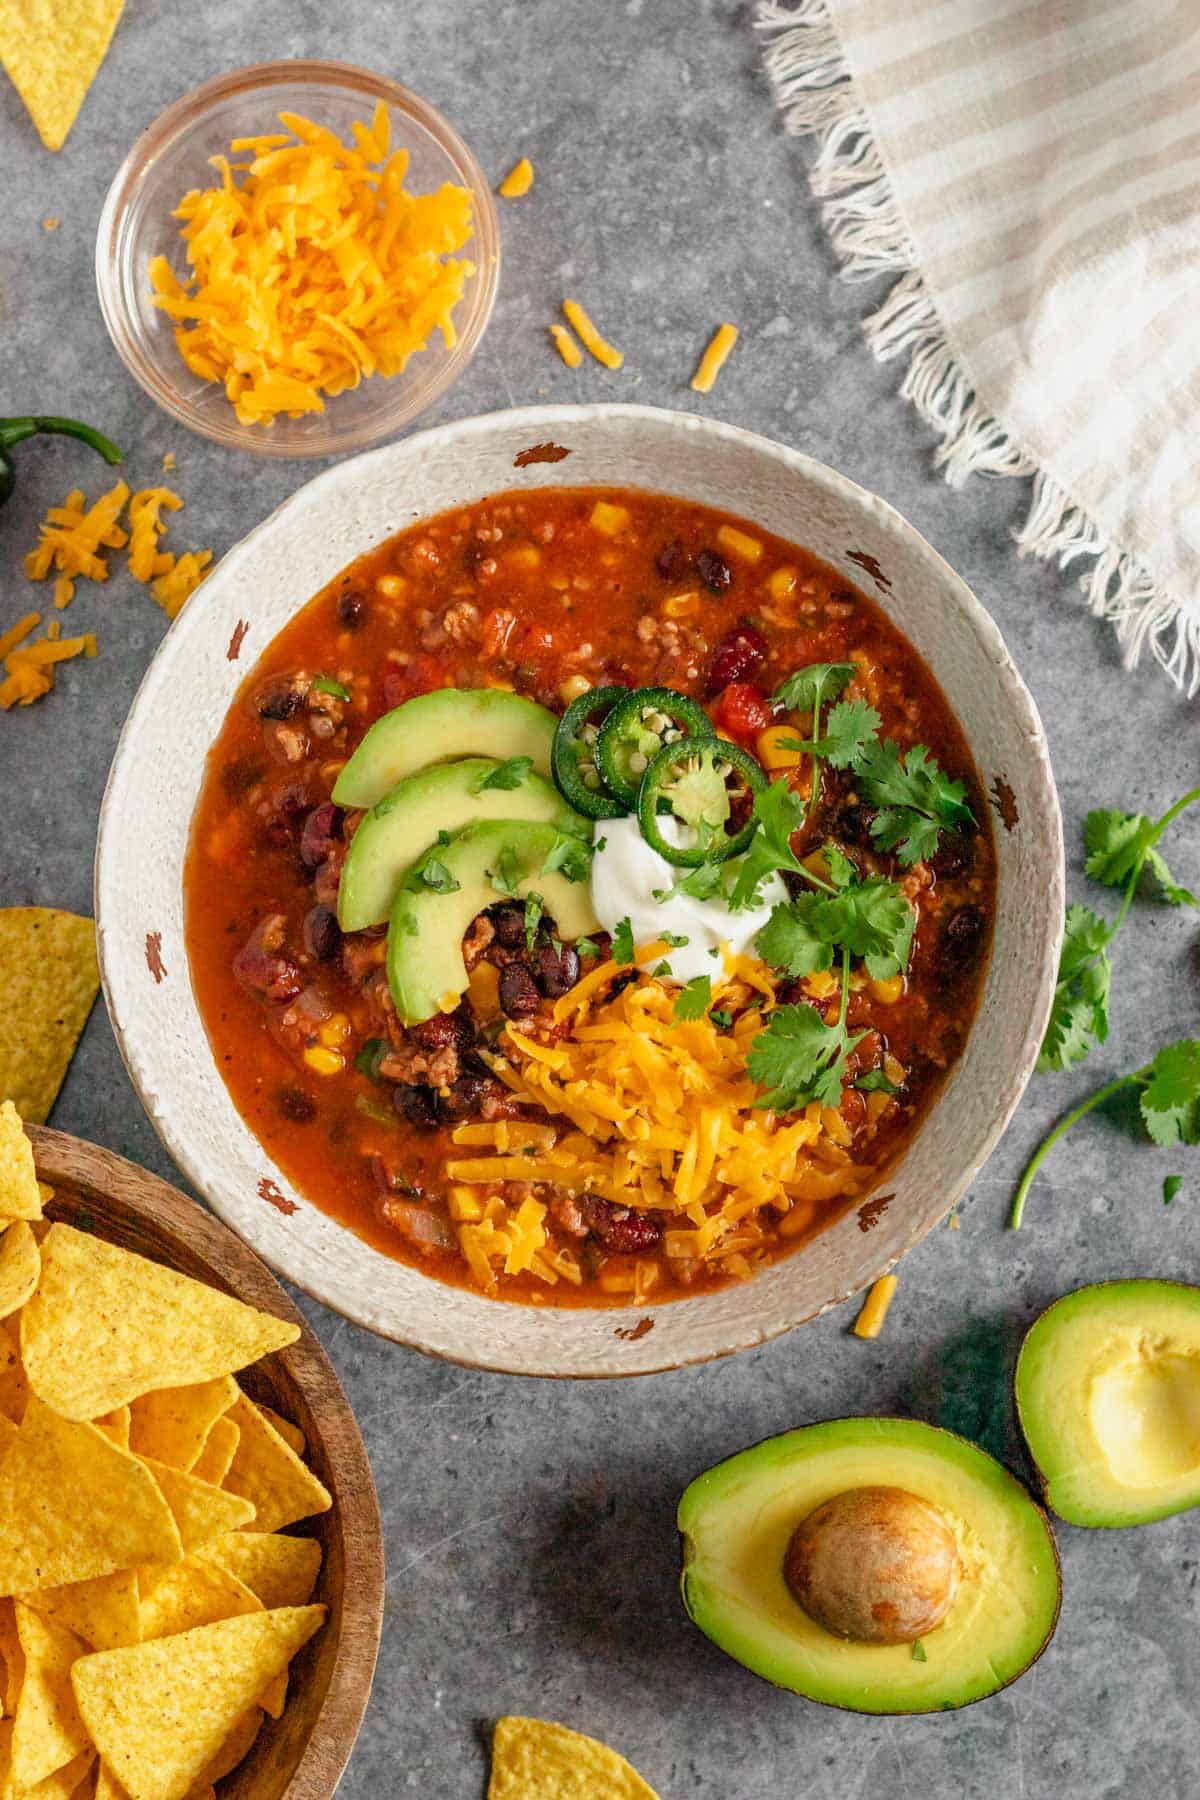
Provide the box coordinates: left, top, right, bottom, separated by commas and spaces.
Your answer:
96, 405, 1062, 1376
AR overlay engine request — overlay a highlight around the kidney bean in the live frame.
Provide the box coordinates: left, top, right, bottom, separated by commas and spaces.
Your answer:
696, 548, 732, 594
499, 962, 540, 1017
392, 1083, 439, 1129
705, 623, 768, 694
336, 589, 366, 628
300, 801, 344, 870
276, 1087, 317, 1123
436, 1075, 504, 1123
656, 538, 691, 581
410, 1004, 476, 1053
489, 903, 527, 950
534, 940, 580, 999
587, 1198, 662, 1254
303, 904, 342, 961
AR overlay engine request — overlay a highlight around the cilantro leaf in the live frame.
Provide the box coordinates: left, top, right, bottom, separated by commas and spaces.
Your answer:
311, 674, 350, 701
729, 780, 808, 909
747, 1003, 862, 1112
757, 896, 835, 979
1140, 1040, 1200, 1147
612, 917, 635, 965
420, 858, 460, 895
853, 739, 974, 867
475, 756, 534, 793
757, 880, 915, 983
1037, 905, 1113, 1073
574, 936, 601, 960
541, 833, 592, 883
823, 841, 858, 890
489, 845, 524, 898
1164, 1174, 1184, 1205
354, 1038, 389, 1081
772, 662, 856, 714
523, 891, 544, 952
655, 862, 729, 905
672, 975, 712, 1022
789, 699, 882, 771
1084, 806, 1197, 907
710, 1009, 733, 1030
661, 930, 690, 947
856, 1069, 900, 1095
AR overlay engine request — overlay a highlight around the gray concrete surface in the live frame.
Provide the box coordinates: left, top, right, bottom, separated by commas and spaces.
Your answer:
3, 3, 1198, 1796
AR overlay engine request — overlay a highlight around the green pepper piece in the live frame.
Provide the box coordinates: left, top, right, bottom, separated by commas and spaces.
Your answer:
637, 737, 766, 866
551, 685, 631, 819
595, 685, 715, 808
0, 416, 123, 506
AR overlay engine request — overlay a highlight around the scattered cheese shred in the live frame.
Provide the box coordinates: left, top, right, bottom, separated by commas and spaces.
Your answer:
0, 613, 40, 660
691, 322, 739, 394
162, 451, 177, 472
549, 323, 583, 369
0, 626, 96, 710
150, 549, 213, 620
853, 1273, 898, 1340
498, 157, 534, 199
127, 487, 183, 582
148, 103, 476, 426
24, 480, 129, 583
562, 299, 623, 370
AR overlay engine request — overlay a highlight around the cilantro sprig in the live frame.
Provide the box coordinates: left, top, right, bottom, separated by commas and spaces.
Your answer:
772, 662, 857, 821
1011, 1038, 1200, 1227
1039, 787, 1200, 1073
747, 950, 863, 1111
757, 872, 915, 983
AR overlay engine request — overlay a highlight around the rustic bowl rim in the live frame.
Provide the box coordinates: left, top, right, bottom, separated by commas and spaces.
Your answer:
95, 402, 1064, 1376
26, 1123, 384, 1799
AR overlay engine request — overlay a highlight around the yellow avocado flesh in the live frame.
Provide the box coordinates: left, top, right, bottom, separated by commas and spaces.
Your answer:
677, 1418, 1060, 1714
1016, 1280, 1200, 1527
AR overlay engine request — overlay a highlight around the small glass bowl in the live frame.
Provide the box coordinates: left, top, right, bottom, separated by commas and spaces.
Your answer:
95, 61, 500, 458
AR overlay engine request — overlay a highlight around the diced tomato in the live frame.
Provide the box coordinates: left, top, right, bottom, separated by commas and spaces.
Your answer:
712, 682, 773, 742
380, 654, 445, 709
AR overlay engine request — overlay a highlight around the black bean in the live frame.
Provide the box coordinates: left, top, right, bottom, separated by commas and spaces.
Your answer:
835, 803, 878, 852
436, 1075, 499, 1122
938, 906, 986, 984
392, 1083, 439, 1129
489, 903, 527, 950
499, 962, 540, 1017
656, 538, 690, 581
534, 940, 580, 999
930, 829, 975, 881
336, 590, 366, 628
412, 1004, 477, 1054
276, 1086, 317, 1123
256, 680, 303, 721
696, 548, 732, 594
303, 905, 342, 961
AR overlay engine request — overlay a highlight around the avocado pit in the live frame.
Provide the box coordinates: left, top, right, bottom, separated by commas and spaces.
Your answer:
783, 1485, 960, 1645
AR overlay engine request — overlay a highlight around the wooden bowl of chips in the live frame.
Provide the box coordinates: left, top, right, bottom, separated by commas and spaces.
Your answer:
16, 1124, 384, 1800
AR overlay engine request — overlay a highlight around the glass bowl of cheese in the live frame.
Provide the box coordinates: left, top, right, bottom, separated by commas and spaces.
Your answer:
96, 61, 500, 458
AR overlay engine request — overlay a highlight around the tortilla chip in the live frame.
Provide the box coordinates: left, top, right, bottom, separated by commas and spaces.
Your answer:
188, 1416, 239, 1488
0, 1321, 25, 1424
0, 2, 126, 154
0, 911, 99, 1121
488, 1718, 661, 1800
137, 1558, 259, 1642
222, 1397, 331, 1534
20, 1226, 299, 1420
197, 1704, 262, 1785
0, 1399, 181, 1595
0, 1414, 17, 1461
137, 1457, 255, 1552
94, 1767, 126, 1800
193, 1531, 321, 1611
0, 1598, 23, 1713
20, 1571, 140, 1654
71, 1606, 326, 1800
94, 1407, 131, 1452
255, 1404, 305, 1459
127, 1378, 238, 1473
0, 1222, 39, 1322
11, 1603, 90, 1787
0, 1721, 94, 1800
0, 1105, 41, 1223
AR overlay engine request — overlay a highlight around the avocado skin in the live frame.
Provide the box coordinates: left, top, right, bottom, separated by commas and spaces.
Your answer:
677, 1415, 1061, 1715
387, 818, 601, 1025
1016, 1278, 1200, 1528
333, 688, 558, 810
337, 758, 586, 932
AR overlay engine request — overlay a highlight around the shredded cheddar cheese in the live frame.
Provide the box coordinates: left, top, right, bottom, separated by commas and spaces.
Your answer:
446, 965, 871, 1288
498, 157, 534, 199
0, 623, 96, 710
25, 480, 129, 584
562, 299, 623, 370
127, 487, 183, 582
549, 323, 583, 369
150, 550, 213, 620
853, 1273, 898, 1339
148, 104, 476, 426
691, 322, 738, 394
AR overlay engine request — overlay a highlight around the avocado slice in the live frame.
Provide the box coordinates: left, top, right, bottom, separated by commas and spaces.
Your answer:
677, 1417, 1060, 1714
387, 819, 600, 1025
333, 689, 558, 810
338, 758, 588, 933
1017, 1279, 1200, 1527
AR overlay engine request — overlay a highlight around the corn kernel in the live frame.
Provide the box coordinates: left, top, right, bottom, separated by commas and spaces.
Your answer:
803, 969, 839, 1002
778, 1201, 817, 1240
448, 1186, 485, 1223
590, 500, 631, 537
506, 544, 541, 571
767, 565, 798, 600
303, 1045, 344, 1076
317, 1013, 351, 1048
869, 974, 904, 1005
468, 960, 502, 1020
438, 989, 461, 1013
663, 590, 700, 619
559, 674, 592, 704
756, 724, 804, 772
884, 1053, 906, 1087
598, 1267, 637, 1294
716, 523, 763, 563
376, 574, 406, 599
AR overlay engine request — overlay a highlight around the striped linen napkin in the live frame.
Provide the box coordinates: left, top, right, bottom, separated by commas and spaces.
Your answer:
758, 0, 1200, 694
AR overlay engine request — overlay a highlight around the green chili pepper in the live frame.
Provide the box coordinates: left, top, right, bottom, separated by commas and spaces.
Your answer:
0, 416, 123, 507
595, 685, 715, 808
637, 737, 766, 866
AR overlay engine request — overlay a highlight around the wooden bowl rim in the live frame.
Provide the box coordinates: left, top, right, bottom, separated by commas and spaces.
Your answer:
26, 1124, 384, 1800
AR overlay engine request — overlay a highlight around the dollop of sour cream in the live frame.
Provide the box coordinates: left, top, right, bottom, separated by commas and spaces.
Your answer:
589, 814, 788, 985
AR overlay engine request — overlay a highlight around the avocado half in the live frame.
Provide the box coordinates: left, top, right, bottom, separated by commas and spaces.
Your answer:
1016, 1279, 1200, 1528
677, 1418, 1061, 1714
